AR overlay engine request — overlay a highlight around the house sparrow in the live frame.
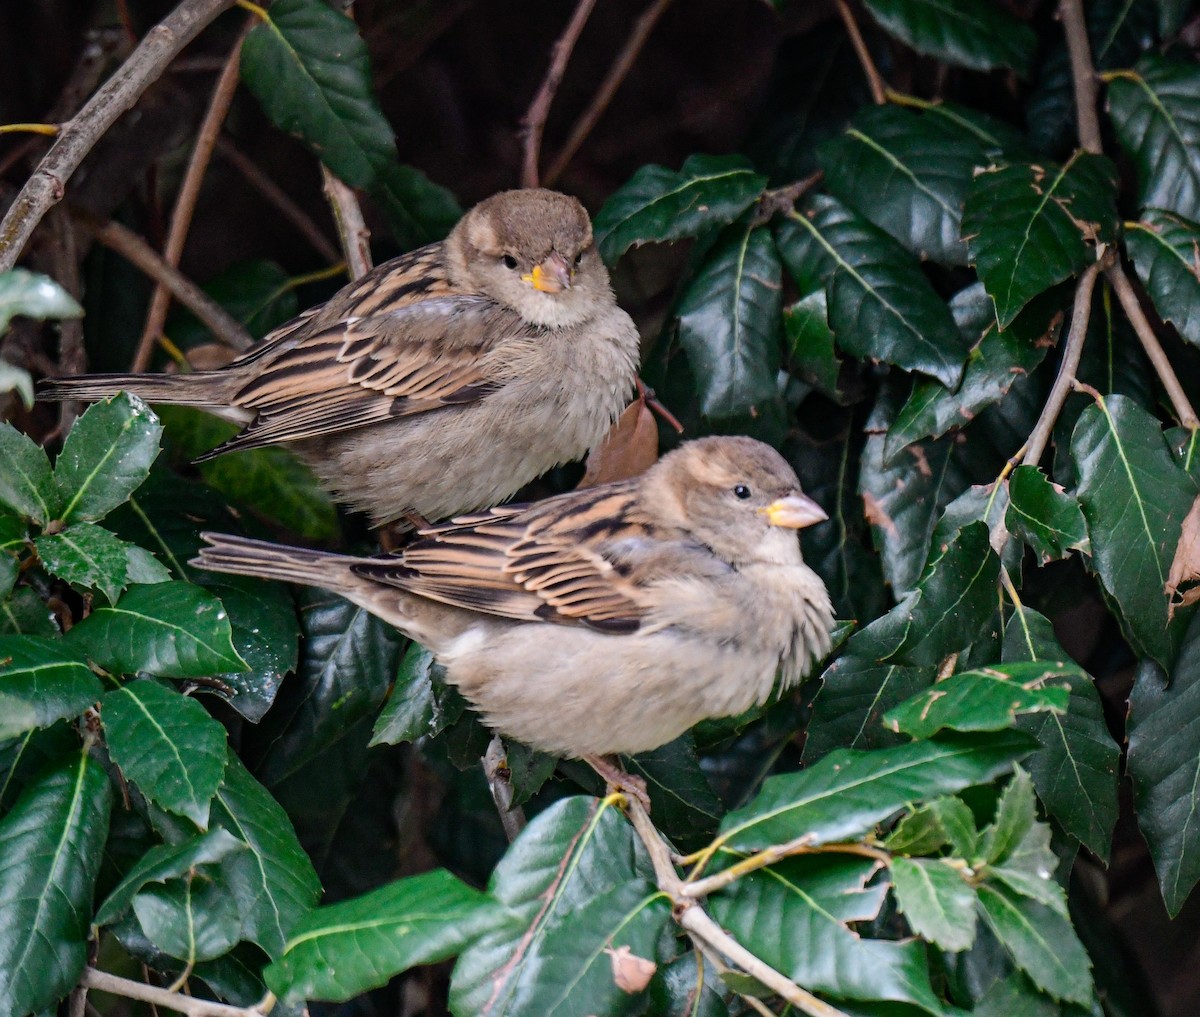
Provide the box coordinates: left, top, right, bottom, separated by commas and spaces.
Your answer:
193, 436, 835, 759
41, 189, 640, 526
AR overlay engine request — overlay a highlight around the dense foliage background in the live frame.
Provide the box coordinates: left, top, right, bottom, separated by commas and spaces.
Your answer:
2, 0, 1200, 1014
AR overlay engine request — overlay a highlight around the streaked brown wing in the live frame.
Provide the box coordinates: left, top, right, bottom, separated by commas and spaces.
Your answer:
353, 483, 651, 631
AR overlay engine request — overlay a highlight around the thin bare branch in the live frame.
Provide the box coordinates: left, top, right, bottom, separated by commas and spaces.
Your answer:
835, 0, 886, 105
520, 0, 599, 189
682, 837, 888, 900
1107, 263, 1200, 427
1059, 0, 1102, 154
80, 213, 253, 351
0, 0, 237, 270
543, 0, 674, 187
135, 21, 251, 372
753, 171, 824, 227
322, 167, 372, 279
1022, 261, 1102, 466
79, 968, 268, 1017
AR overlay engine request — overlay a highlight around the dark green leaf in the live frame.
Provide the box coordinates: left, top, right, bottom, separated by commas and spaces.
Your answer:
133, 865, 242, 963
103, 680, 228, 828
240, 0, 459, 248
0, 636, 100, 739
0, 747, 111, 1016
66, 581, 246, 678
979, 768, 1036, 865
974, 974, 1061, 1017
820, 103, 989, 264
861, 0, 1036, 75
593, 154, 766, 264
717, 731, 1029, 851
709, 854, 944, 1013
1071, 394, 1197, 668
0, 268, 83, 332
0, 587, 58, 636
625, 734, 724, 850
0, 553, 15, 605
1006, 466, 1090, 562
210, 750, 321, 958
976, 881, 1092, 1004
1002, 606, 1118, 860
782, 290, 842, 395
450, 795, 656, 1015
963, 154, 1118, 328
54, 393, 162, 524
0, 423, 59, 525
677, 222, 782, 419
986, 814, 1067, 917
1125, 209, 1200, 347
891, 856, 977, 951
1108, 55, 1200, 220
0, 723, 77, 812
371, 642, 442, 746
124, 545, 172, 586
777, 198, 966, 386
266, 869, 501, 1003
94, 828, 246, 926
1127, 610, 1200, 914
884, 795, 978, 857
885, 663, 1072, 739
34, 522, 131, 604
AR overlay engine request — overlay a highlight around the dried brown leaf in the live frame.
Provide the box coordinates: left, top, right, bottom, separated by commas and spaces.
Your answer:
1166, 494, 1200, 620
578, 395, 658, 488
605, 944, 657, 993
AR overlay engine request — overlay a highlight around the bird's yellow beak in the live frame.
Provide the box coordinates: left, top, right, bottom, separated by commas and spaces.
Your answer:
521, 252, 572, 293
758, 493, 828, 529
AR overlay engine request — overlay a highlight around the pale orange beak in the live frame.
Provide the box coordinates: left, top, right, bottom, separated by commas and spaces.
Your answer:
521, 252, 573, 293
758, 493, 828, 529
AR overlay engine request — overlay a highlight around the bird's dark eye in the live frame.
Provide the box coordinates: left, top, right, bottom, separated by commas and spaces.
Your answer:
733, 484, 752, 500
574, 251, 585, 266
502, 255, 519, 270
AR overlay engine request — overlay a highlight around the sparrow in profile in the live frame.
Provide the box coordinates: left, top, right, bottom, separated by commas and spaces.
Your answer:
41, 189, 640, 526
194, 436, 835, 762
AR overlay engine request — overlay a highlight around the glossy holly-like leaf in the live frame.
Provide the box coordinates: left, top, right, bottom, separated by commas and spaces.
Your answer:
676, 222, 782, 420
240, 0, 459, 248
0, 635, 100, 740
1006, 465, 1090, 562
0, 267, 83, 332
0, 422, 59, 525
0, 588, 58, 636
1003, 606, 1118, 861
963, 153, 1118, 327
266, 869, 501, 1003
34, 522, 133, 605
0, 747, 111, 1016
103, 680, 228, 828
782, 289, 842, 395
1127, 612, 1200, 915
450, 795, 659, 1016
209, 750, 321, 958
1125, 209, 1200, 348
884, 795, 978, 858
717, 731, 1029, 851
884, 663, 1072, 739
710, 854, 944, 1012
133, 865, 242, 963
371, 642, 446, 746
891, 856, 977, 952
593, 154, 766, 264
1108, 55, 1200, 221
95, 828, 247, 926
861, 0, 1036, 75
886, 283, 1062, 458
54, 393, 162, 524
976, 881, 1093, 1004
777, 197, 966, 386
1072, 394, 1198, 668
985, 812, 1067, 917
65, 580, 246, 678
820, 103, 990, 264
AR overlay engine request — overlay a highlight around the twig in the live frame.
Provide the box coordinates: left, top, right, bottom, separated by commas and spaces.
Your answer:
321, 167, 372, 279
0, 0, 237, 270
134, 20, 251, 372
543, 0, 674, 187
482, 735, 527, 842
78, 968, 268, 1017
834, 0, 886, 105
752, 172, 824, 227
520, 0, 600, 189
79, 213, 253, 351
1059, 0, 1102, 155
682, 837, 889, 900
214, 137, 339, 263
1021, 261, 1102, 466
1107, 264, 1200, 427
625, 800, 851, 1017
45, 207, 86, 431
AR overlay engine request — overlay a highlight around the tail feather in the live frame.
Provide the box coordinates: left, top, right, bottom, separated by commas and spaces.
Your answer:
39, 372, 229, 407
192, 533, 354, 592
